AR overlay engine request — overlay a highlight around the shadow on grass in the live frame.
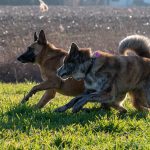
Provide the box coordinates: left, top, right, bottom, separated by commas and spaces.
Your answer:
118, 110, 149, 120
0, 104, 149, 133
0, 104, 112, 132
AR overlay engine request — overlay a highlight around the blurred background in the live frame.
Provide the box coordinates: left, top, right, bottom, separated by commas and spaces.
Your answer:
0, 0, 150, 7
0, 0, 150, 82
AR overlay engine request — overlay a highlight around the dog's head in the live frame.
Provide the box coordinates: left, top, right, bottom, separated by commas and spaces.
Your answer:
17, 30, 47, 63
57, 43, 92, 80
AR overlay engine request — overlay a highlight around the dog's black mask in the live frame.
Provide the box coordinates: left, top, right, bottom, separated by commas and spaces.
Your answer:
17, 47, 36, 63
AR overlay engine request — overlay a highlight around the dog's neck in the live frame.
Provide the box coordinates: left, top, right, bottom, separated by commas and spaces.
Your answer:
84, 58, 96, 77
37, 43, 67, 65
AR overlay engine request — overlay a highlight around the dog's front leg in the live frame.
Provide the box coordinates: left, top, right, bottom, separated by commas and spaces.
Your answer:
54, 92, 89, 112
21, 80, 61, 104
35, 89, 56, 108
72, 92, 113, 113
54, 95, 84, 112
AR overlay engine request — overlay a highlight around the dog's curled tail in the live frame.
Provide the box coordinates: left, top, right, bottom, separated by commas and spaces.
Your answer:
118, 35, 150, 58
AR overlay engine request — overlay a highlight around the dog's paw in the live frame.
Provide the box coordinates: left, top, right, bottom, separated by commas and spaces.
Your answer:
20, 99, 27, 104
54, 106, 67, 113
120, 109, 127, 114
72, 106, 82, 113
20, 96, 29, 104
117, 109, 127, 117
32, 104, 41, 109
72, 108, 79, 113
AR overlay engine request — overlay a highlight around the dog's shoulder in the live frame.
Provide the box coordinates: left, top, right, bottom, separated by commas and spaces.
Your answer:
93, 51, 115, 68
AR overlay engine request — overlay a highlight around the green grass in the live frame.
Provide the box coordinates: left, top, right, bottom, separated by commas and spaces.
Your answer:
0, 82, 150, 150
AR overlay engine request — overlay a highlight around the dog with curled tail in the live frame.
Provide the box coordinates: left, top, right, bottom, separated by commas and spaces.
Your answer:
56, 36, 150, 113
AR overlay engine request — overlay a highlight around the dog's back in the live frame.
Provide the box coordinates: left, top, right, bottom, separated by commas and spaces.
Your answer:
91, 54, 150, 93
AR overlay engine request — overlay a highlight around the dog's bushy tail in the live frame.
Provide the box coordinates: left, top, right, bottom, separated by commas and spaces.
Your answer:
118, 35, 150, 58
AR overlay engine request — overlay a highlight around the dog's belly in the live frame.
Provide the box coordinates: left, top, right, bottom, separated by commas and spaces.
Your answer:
116, 77, 142, 93
57, 78, 84, 96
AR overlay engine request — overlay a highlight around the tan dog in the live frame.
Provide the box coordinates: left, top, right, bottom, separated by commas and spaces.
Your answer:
17, 30, 84, 108
56, 35, 150, 113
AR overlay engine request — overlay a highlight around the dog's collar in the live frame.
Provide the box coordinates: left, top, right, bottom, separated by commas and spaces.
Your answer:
85, 58, 96, 76
93, 51, 101, 58
84, 51, 100, 76
93, 50, 117, 57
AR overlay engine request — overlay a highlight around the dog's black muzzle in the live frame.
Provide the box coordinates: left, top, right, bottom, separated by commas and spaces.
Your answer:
57, 67, 71, 79
57, 68, 65, 78
17, 48, 36, 63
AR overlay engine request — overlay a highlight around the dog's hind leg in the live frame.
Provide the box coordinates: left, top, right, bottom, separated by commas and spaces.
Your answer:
133, 100, 150, 112
132, 99, 150, 112
21, 80, 61, 104
111, 103, 127, 113
110, 94, 127, 113
129, 91, 150, 112
35, 89, 56, 109
100, 103, 111, 110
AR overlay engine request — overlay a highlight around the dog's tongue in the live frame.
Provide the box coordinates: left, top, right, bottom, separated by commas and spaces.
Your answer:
93, 51, 101, 58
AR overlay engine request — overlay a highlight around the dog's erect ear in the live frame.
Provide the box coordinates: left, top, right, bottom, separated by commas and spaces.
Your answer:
34, 32, 38, 41
69, 43, 80, 57
38, 30, 47, 45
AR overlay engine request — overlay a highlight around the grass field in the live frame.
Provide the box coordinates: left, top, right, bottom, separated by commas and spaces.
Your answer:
0, 82, 150, 149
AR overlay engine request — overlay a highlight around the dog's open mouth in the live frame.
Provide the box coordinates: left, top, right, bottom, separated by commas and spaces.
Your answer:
60, 74, 72, 80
